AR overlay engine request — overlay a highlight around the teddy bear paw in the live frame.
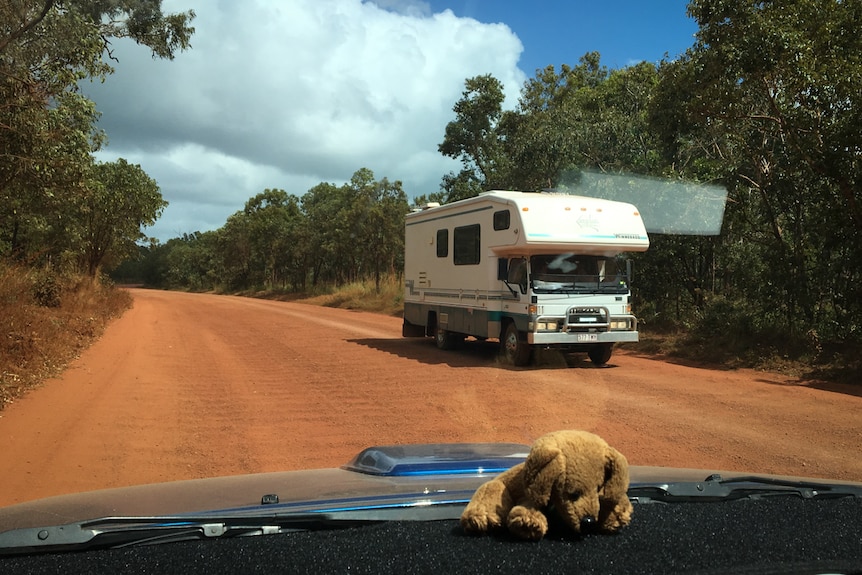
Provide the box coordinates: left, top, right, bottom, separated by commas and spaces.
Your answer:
599, 499, 633, 533
460, 508, 503, 534
506, 505, 548, 541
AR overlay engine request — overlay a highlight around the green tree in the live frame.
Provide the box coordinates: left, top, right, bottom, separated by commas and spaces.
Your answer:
242, 189, 305, 289
347, 169, 409, 291
438, 74, 511, 201
508, 53, 610, 189
1, 1, 195, 59
0, 0, 194, 264
300, 181, 346, 286
162, 231, 219, 290
410, 192, 446, 209
651, 0, 862, 339
299, 169, 408, 289
440, 55, 664, 197
78, 158, 167, 276
217, 209, 255, 290
507, 54, 665, 190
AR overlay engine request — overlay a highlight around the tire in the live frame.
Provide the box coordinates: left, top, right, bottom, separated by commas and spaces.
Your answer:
435, 327, 461, 350
587, 343, 613, 366
502, 323, 532, 366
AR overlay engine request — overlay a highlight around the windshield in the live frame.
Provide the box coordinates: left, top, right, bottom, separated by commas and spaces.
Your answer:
530, 254, 628, 294
1, 1, 861, 570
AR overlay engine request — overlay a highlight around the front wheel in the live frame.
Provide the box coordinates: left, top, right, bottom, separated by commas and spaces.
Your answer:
502, 323, 532, 366
587, 343, 613, 366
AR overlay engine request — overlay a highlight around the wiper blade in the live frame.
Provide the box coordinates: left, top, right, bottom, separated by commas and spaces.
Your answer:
0, 500, 468, 556
1, 507, 457, 556
0, 512, 373, 555
629, 474, 862, 504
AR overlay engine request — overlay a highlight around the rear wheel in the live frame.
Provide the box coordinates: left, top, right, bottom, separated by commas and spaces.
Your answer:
435, 327, 462, 350
587, 343, 613, 366
502, 323, 532, 366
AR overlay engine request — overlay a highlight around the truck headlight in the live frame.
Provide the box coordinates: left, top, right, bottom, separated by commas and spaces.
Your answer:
536, 320, 561, 332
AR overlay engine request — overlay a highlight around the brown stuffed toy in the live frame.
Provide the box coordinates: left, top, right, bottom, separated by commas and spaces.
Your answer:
460, 430, 633, 540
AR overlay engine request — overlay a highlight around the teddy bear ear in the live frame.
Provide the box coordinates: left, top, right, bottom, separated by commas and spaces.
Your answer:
523, 444, 565, 507
601, 447, 630, 498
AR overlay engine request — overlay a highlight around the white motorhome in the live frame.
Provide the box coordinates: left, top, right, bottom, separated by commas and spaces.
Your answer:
402, 190, 649, 366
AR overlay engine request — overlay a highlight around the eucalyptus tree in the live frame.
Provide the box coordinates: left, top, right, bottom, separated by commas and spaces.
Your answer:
160, 232, 219, 291
440, 54, 663, 195
348, 169, 409, 291
438, 74, 511, 201
505, 52, 611, 190
78, 158, 167, 277
243, 189, 305, 289
299, 169, 408, 288
300, 181, 349, 286
652, 0, 862, 339
0, 0, 194, 264
217, 210, 254, 290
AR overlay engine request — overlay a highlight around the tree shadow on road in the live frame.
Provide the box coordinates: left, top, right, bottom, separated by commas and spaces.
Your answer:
346, 337, 620, 371
617, 350, 862, 399
752, 377, 862, 399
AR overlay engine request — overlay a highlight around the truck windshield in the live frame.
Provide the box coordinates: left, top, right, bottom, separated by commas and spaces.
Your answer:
530, 254, 628, 294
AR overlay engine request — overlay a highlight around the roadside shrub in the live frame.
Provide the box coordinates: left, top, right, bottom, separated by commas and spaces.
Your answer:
693, 295, 757, 339
0, 264, 132, 410
30, 269, 63, 307
634, 300, 686, 332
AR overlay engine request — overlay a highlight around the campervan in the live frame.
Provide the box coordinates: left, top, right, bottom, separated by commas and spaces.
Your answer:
402, 190, 649, 365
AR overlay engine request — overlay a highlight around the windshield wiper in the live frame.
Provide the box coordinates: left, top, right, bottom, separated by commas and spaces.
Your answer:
629, 474, 862, 504
0, 513, 372, 555
0, 501, 469, 556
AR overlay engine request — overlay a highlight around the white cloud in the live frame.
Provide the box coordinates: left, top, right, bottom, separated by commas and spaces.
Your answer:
365, 0, 432, 18
84, 0, 525, 240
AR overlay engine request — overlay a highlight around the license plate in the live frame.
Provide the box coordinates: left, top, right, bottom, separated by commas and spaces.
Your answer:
576, 333, 598, 342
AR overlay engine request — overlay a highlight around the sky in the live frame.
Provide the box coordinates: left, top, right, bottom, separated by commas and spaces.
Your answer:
82, 0, 698, 241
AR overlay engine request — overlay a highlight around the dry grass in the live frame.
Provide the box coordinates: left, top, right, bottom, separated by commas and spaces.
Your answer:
300, 275, 404, 316
0, 264, 132, 410
249, 274, 405, 317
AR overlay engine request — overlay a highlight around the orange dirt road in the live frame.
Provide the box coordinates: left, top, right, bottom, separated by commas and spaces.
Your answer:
1, 289, 860, 507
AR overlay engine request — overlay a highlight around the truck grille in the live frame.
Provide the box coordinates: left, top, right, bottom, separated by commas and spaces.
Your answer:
567, 307, 609, 331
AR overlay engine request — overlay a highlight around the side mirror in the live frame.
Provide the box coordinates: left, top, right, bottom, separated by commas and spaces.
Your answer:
506, 258, 528, 294
507, 258, 527, 285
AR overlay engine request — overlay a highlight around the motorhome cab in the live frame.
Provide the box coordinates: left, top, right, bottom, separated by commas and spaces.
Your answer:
402, 190, 649, 366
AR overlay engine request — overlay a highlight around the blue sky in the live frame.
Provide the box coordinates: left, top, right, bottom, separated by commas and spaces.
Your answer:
426, 1, 697, 72
83, 1, 699, 241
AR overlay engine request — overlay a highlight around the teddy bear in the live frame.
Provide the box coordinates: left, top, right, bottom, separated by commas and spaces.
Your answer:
460, 430, 633, 541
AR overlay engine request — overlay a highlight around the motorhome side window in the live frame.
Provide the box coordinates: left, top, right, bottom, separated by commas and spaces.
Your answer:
453, 224, 480, 265
493, 210, 510, 230
436, 229, 448, 258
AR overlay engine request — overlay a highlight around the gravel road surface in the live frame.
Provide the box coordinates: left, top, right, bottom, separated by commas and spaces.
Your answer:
1, 289, 859, 506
